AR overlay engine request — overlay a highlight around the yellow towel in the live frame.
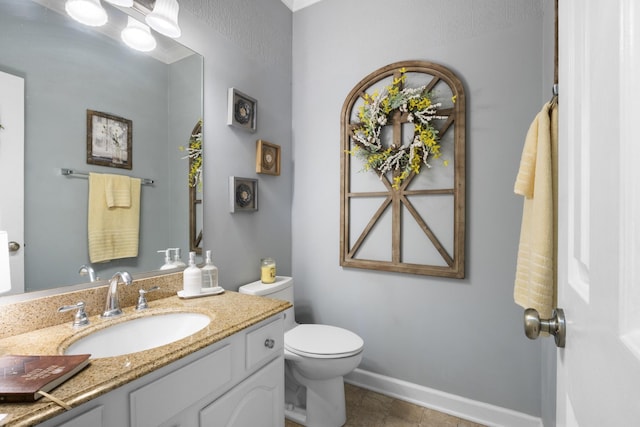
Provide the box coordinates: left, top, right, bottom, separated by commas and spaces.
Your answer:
104, 174, 131, 208
514, 102, 558, 318
88, 173, 141, 263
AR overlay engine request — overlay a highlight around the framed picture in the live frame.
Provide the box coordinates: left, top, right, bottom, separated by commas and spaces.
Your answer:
86, 109, 132, 170
227, 88, 257, 132
256, 139, 281, 176
229, 176, 258, 212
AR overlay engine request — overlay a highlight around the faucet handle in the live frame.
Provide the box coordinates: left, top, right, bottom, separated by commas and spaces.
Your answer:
58, 302, 89, 327
136, 286, 160, 311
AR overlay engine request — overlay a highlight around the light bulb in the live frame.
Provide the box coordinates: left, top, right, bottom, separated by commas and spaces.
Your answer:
145, 0, 181, 38
65, 0, 108, 27
104, 0, 134, 6
121, 17, 157, 52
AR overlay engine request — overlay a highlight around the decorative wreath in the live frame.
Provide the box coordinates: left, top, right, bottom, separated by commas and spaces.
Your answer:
349, 68, 447, 189
179, 120, 203, 189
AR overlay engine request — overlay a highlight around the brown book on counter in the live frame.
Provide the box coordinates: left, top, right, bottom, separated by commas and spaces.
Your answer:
0, 354, 91, 403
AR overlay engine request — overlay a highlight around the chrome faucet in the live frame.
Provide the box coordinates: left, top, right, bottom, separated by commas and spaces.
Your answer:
78, 264, 97, 282
102, 271, 132, 318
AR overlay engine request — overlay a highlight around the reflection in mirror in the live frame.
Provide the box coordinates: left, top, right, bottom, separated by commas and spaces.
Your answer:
185, 121, 203, 255
0, 0, 203, 294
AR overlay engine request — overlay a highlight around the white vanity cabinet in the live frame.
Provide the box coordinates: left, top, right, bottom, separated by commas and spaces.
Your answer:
39, 314, 284, 427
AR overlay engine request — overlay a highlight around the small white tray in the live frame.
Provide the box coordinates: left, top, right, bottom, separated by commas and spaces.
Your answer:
177, 286, 225, 299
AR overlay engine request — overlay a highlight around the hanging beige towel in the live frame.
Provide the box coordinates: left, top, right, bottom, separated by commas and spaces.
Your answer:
88, 173, 141, 263
514, 102, 558, 318
104, 174, 132, 208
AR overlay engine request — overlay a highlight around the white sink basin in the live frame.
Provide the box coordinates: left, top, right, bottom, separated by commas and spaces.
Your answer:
64, 312, 211, 358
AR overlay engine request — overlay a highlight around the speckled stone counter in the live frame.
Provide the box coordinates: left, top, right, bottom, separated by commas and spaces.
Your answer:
0, 272, 290, 426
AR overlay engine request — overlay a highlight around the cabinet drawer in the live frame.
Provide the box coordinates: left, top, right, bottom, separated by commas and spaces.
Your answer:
130, 344, 232, 427
246, 318, 283, 371
54, 406, 103, 427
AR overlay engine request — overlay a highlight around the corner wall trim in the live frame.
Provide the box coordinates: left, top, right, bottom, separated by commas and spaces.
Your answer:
345, 369, 543, 427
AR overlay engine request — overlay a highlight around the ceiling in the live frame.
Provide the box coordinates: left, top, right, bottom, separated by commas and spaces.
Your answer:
280, 0, 323, 12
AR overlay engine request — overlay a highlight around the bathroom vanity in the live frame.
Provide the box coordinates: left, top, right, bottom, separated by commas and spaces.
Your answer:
40, 315, 284, 427
0, 272, 289, 427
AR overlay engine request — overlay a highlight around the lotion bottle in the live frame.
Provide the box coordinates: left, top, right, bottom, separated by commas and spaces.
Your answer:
182, 251, 202, 295
201, 250, 219, 289
157, 249, 175, 270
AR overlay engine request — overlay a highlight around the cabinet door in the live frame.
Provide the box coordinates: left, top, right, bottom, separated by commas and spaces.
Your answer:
199, 356, 284, 427
130, 344, 232, 427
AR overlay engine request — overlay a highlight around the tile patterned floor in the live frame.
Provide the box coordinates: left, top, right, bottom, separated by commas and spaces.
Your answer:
285, 383, 487, 427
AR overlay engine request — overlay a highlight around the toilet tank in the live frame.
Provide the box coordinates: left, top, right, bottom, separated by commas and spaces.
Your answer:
238, 276, 294, 303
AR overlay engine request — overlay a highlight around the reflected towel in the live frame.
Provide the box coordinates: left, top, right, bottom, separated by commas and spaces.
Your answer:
88, 173, 141, 263
514, 102, 558, 318
104, 174, 131, 208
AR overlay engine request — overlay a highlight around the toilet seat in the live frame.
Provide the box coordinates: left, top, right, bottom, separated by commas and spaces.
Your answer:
285, 324, 364, 359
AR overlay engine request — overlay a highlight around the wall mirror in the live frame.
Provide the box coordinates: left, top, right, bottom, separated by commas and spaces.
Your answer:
0, 0, 203, 295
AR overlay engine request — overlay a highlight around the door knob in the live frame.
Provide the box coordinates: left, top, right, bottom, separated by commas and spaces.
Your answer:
8, 241, 20, 253
523, 308, 566, 348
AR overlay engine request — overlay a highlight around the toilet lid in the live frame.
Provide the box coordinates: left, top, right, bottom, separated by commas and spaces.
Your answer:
285, 324, 364, 358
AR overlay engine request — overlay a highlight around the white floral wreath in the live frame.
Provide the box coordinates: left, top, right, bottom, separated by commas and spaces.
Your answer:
349, 68, 447, 189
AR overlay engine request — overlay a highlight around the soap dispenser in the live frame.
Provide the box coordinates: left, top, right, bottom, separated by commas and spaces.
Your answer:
201, 250, 219, 289
158, 249, 176, 270
172, 248, 187, 268
182, 251, 202, 295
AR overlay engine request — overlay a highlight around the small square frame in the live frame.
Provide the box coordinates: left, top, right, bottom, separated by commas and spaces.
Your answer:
229, 176, 258, 212
256, 140, 281, 176
86, 109, 133, 170
227, 88, 257, 132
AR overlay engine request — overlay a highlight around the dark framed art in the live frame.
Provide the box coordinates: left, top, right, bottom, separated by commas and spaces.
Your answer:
256, 139, 281, 176
227, 88, 257, 132
86, 109, 132, 170
229, 176, 258, 212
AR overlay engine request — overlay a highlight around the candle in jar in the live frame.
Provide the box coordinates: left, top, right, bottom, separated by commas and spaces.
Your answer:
261, 258, 276, 283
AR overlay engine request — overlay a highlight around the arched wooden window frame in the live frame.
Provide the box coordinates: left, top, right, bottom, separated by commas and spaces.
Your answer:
340, 60, 466, 278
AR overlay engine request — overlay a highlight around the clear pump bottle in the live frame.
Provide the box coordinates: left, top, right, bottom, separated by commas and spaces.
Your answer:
201, 250, 219, 289
172, 248, 187, 268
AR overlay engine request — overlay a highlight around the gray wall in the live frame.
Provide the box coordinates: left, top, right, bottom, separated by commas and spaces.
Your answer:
291, 0, 547, 417
0, 0, 201, 290
6, 0, 557, 419
177, 0, 293, 287
168, 54, 204, 255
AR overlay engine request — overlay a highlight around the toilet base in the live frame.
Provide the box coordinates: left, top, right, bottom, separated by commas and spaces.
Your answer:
285, 363, 347, 427
284, 405, 307, 425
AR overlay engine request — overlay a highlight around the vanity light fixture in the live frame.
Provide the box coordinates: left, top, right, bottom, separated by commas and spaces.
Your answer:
121, 16, 157, 52
64, 0, 108, 27
145, 0, 181, 38
104, 0, 134, 6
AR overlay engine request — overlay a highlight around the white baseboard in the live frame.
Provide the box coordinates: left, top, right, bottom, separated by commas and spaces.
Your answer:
345, 368, 543, 427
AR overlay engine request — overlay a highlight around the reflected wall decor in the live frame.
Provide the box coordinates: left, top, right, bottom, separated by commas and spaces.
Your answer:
86, 109, 133, 170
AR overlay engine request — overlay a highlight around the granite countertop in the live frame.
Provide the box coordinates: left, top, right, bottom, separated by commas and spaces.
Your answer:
0, 273, 290, 427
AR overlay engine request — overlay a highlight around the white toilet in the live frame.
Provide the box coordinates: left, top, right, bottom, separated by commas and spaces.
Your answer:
239, 276, 364, 427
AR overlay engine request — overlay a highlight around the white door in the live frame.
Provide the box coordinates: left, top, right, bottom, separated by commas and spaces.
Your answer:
0, 70, 25, 294
556, 0, 640, 425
